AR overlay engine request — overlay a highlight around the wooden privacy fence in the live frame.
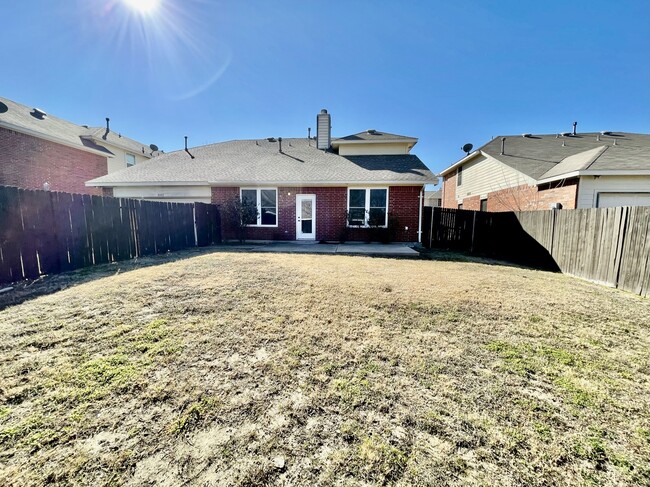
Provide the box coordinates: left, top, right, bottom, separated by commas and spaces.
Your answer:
0, 186, 221, 285
422, 206, 650, 297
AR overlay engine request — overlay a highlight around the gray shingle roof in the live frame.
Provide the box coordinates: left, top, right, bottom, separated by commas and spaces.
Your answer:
87, 138, 436, 186
477, 132, 650, 180
0, 96, 113, 156
86, 127, 155, 157
334, 130, 417, 143
0, 96, 154, 158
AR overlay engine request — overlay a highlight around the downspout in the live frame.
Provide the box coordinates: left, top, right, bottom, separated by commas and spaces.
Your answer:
417, 187, 424, 243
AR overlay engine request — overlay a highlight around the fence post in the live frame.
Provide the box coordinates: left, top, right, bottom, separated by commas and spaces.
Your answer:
470, 211, 477, 253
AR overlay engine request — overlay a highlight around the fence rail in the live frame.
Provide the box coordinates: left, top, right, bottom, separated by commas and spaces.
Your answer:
422, 206, 650, 297
0, 186, 221, 285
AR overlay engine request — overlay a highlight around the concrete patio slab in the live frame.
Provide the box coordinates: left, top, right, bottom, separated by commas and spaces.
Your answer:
212, 241, 421, 258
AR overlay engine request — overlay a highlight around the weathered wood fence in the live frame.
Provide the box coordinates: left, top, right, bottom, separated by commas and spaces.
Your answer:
422, 206, 650, 297
0, 186, 221, 285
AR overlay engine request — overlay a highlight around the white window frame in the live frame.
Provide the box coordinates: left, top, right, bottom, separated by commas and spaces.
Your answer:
240, 188, 278, 227
125, 153, 136, 167
347, 187, 389, 227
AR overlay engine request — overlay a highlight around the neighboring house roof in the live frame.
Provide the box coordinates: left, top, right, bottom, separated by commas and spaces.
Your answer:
87, 137, 436, 187
333, 130, 417, 144
0, 95, 156, 159
424, 189, 442, 199
85, 127, 156, 157
440, 132, 650, 182
0, 96, 114, 157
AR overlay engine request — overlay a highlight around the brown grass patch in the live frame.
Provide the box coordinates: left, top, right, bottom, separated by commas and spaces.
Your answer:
0, 250, 649, 485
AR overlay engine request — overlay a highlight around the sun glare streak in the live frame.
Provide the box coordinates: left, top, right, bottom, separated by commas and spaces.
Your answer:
122, 0, 160, 14
90, 0, 231, 100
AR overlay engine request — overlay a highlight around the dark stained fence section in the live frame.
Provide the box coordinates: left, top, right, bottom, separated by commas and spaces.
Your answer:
0, 186, 221, 285
424, 206, 650, 298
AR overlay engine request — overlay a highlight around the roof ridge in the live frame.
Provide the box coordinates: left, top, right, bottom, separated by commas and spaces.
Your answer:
583, 145, 610, 170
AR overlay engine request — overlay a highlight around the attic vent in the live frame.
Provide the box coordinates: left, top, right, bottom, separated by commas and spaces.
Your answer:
522, 133, 532, 138
267, 137, 276, 142
31, 108, 47, 120
367, 129, 377, 135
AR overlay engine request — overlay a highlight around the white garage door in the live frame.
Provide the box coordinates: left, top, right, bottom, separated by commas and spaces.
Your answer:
597, 192, 650, 208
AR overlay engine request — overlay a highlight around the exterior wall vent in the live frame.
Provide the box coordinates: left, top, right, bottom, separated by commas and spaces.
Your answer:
316, 109, 331, 150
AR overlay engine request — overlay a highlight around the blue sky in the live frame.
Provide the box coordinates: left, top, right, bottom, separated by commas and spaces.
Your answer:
2, 0, 649, 180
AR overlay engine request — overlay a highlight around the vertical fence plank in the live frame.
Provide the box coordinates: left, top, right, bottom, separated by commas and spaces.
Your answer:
0, 186, 24, 283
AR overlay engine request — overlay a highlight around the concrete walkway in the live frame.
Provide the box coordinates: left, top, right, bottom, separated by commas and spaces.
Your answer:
213, 241, 421, 258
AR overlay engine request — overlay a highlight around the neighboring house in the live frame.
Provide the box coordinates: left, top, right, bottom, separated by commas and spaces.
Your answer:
423, 189, 442, 207
0, 96, 158, 195
87, 109, 437, 242
440, 130, 650, 211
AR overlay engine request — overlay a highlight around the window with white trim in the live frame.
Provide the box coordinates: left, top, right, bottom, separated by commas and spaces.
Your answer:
457, 165, 463, 185
348, 188, 388, 227
241, 188, 278, 226
126, 153, 136, 167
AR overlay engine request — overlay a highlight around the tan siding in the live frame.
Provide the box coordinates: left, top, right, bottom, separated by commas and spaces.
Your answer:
455, 153, 535, 203
337, 143, 411, 156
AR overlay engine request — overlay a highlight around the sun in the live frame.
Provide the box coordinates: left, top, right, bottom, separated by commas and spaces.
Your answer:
121, 0, 160, 14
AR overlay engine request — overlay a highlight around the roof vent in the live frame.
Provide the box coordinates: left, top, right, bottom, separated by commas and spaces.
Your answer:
267, 137, 276, 142
522, 133, 532, 138
600, 131, 612, 136
367, 129, 377, 135
560, 132, 572, 137
31, 108, 47, 120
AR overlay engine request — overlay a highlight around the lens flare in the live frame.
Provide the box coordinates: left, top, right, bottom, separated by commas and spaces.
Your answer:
121, 0, 160, 14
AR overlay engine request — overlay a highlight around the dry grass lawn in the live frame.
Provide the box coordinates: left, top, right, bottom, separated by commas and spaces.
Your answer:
0, 249, 649, 486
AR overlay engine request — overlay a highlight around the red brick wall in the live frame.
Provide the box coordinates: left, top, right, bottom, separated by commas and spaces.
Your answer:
0, 127, 106, 195
442, 172, 457, 208
461, 195, 481, 211
212, 185, 423, 242
487, 180, 578, 212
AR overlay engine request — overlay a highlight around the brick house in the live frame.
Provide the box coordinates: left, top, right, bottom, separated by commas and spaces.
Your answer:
87, 110, 437, 242
440, 130, 650, 211
0, 96, 158, 195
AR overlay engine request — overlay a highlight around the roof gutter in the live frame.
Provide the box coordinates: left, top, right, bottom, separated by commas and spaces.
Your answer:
86, 180, 210, 187
537, 169, 650, 185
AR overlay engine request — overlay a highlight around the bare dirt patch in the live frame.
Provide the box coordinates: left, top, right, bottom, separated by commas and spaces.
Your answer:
1, 250, 649, 485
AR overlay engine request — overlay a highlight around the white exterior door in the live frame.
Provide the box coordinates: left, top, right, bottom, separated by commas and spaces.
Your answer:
296, 195, 316, 240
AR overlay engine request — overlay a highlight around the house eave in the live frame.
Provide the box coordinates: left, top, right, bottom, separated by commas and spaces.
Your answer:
87, 179, 437, 188
537, 169, 650, 185
331, 138, 418, 148
439, 151, 483, 176
86, 180, 209, 187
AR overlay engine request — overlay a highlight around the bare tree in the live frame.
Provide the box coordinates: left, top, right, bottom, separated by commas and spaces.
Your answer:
221, 195, 259, 243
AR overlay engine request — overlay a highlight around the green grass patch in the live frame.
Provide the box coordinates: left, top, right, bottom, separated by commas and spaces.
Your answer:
168, 395, 222, 435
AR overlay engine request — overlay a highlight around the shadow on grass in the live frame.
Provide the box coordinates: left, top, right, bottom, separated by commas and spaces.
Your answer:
0, 247, 223, 311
